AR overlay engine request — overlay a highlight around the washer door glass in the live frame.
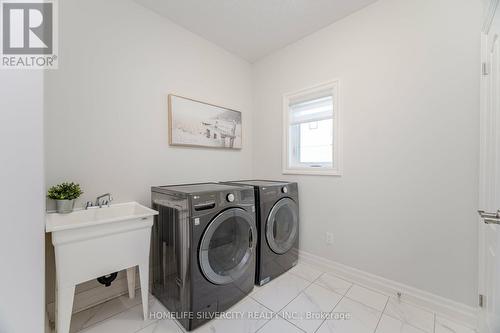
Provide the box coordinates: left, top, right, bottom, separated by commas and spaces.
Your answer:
266, 198, 299, 254
199, 208, 256, 285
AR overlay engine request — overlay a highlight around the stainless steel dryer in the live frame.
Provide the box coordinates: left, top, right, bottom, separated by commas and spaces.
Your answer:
151, 183, 257, 331
222, 180, 299, 286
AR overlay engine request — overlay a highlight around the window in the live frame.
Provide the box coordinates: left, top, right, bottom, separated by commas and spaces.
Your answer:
283, 81, 341, 176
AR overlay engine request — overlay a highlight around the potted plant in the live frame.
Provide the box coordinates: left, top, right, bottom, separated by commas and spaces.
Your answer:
47, 182, 83, 214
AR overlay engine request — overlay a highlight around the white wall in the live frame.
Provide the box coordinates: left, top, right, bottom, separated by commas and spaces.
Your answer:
252, 0, 481, 306
0, 71, 45, 332
44, 0, 253, 305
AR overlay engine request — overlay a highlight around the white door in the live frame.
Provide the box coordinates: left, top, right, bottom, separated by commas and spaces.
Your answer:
479, 2, 500, 332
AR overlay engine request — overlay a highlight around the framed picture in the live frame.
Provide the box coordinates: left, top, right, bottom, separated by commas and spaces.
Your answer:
168, 94, 242, 149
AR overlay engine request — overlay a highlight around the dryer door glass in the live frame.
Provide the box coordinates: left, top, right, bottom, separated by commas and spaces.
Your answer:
199, 208, 256, 285
266, 198, 299, 254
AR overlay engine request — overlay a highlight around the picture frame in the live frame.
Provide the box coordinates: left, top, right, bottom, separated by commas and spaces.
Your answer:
168, 94, 243, 149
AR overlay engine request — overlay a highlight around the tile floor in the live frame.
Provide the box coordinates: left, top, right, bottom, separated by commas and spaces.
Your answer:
63, 262, 477, 333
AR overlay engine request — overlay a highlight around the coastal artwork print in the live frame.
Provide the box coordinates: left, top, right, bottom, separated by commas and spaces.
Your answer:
168, 94, 242, 149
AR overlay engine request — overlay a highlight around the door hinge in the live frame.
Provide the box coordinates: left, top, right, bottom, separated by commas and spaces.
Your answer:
482, 62, 490, 76
479, 294, 485, 308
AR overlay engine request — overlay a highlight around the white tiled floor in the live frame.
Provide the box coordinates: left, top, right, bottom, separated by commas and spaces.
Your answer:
62, 262, 477, 333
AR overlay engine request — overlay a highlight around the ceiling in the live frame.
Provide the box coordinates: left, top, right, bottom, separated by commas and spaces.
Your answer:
134, 0, 379, 62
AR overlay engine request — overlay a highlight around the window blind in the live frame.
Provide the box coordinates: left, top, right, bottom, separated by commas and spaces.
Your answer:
289, 95, 333, 125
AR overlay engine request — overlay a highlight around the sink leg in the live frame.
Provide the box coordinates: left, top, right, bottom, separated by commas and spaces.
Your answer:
126, 266, 136, 299
139, 263, 149, 321
56, 285, 75, 333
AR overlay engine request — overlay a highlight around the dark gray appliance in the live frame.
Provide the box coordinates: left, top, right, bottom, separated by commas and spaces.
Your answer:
151, 183, 257, 331
222, 180, 299, 286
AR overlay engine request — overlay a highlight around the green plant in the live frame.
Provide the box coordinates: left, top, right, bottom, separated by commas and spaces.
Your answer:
47, 182, 83, 200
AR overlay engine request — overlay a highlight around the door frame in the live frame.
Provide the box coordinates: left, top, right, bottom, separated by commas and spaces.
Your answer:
479, 1, 500, 331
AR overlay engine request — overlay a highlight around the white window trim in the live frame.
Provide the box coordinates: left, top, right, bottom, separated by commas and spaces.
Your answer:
282, 80, 342, 176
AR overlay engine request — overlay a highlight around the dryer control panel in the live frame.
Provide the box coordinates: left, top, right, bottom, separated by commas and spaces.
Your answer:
190, 187, 254, 216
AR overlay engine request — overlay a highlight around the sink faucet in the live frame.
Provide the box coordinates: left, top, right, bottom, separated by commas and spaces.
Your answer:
95, 193, 113, 208
84, 193, 113, 210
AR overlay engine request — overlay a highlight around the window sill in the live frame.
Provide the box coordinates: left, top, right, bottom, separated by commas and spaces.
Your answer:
282, 168, 342, 176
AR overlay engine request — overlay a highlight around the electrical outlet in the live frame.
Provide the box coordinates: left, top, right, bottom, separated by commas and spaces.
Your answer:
326, 232, 334, 245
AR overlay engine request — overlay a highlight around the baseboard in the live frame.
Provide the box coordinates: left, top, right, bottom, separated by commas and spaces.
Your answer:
299, 250, 478, 329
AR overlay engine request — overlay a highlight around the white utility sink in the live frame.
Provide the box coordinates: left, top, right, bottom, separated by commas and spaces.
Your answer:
46, 202, 158, 333
46, 202, 157, 232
